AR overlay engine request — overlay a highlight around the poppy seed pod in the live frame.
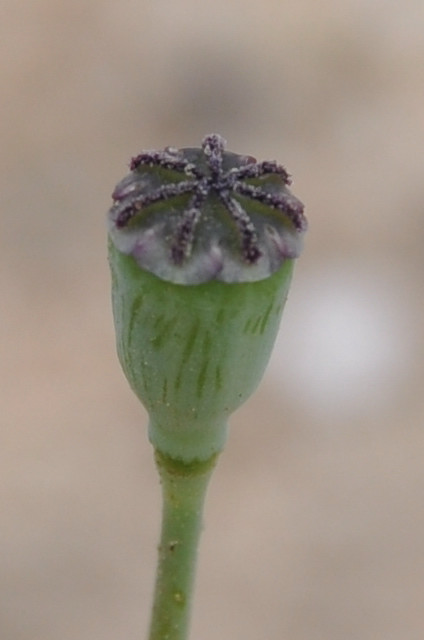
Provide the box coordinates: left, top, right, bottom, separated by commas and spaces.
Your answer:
108, 134, 307, 462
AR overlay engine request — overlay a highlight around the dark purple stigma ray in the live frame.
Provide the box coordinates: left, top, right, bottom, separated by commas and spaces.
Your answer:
234, 182, 306, 232
114, 180, 196, 229
218, 192, 262, 264
230, 160, 291, 185
171, 190, 208, 264
130, 149, 188, 173
171, 207, 202, 264
202, 134, 225, 179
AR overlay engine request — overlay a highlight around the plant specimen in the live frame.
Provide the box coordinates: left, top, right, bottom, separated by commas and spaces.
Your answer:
107, 134, 307, 640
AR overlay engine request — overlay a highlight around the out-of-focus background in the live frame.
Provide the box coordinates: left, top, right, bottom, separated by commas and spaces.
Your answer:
1, 2, 423, 639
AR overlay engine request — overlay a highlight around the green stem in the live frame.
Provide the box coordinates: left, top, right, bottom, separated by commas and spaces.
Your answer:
148, 450, 218, 640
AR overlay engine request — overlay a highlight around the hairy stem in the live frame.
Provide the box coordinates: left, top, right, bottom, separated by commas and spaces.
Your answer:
148, 450, 218, 640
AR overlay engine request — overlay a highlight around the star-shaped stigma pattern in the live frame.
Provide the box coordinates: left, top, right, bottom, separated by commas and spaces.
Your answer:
110, 134, 306, 267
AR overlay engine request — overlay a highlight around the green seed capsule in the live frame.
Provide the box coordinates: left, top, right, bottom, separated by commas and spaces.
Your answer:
108, 134, 306, 462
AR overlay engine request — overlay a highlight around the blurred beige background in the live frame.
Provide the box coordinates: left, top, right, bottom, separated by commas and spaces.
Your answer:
1, 1, 424, 639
